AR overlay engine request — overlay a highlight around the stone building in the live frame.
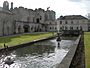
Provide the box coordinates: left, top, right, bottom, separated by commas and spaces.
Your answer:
57, 15, 88, 31
0, 1, 57, 36
0, 1, 15, 36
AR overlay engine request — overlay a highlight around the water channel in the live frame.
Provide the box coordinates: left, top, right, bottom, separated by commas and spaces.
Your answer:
0, 37, 76, 68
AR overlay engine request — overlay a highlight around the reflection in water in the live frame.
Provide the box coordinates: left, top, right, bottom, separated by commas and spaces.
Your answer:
14, 45, 55, 57
0, 38, 75, 68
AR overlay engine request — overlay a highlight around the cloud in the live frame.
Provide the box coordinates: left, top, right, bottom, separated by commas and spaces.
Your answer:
0, 0, 89, 17
82, 1, 90, 12
69, 0, 90, 14
69, 0, 82, 2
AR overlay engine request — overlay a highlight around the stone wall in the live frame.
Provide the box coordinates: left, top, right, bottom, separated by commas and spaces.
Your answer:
69, 32, 85, 68
56, 32, 85, 68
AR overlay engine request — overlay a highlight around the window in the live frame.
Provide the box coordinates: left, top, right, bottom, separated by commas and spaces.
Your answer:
50, 22, 51, 24
33, 17, 34, 22
18, 26, 21, 33
60, 27, 62, 30
80, 26, 82, 30
62, 26, 64, 30
65, 21, 68, 24
65, 26, 67, 30
27, 17, 29, 22
60, 21, 62, 24
31, 26, 33, 30
77, 27, 78, 30
55, 27, 57, 30
7, 26, 9, 34
71, 21, 73, 24
82, 20, 85, 22
36, 18, 40, 23
70, 27, 73, 30
40, 16, 42, 20
77, 20, 79, 24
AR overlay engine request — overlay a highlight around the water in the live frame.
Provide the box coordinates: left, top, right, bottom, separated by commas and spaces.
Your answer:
0, 37, 75, 68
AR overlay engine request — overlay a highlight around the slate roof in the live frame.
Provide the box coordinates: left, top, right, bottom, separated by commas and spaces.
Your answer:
57, 15, 88, 20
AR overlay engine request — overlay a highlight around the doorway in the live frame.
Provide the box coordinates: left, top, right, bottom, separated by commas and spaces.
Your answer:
23, 25, 29, 33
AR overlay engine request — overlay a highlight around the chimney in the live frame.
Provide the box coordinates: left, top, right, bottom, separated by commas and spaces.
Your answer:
11, 2, 13, 10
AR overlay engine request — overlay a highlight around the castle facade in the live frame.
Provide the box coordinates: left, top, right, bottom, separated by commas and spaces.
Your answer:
0, 1, 57, 36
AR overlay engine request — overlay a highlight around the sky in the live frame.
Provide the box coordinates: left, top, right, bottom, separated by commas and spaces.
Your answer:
0, 0, 90, 18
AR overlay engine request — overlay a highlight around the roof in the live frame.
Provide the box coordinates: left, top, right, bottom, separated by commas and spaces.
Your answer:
57, 15, 88, 20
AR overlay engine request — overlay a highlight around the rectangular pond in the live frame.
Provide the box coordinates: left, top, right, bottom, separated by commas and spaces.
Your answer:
0, 37, 76, 68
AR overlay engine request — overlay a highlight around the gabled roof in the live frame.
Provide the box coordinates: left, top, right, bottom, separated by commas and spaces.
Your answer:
57, 15, 88, 20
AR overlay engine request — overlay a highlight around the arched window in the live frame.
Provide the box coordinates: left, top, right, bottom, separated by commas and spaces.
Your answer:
3, 1, 9, 10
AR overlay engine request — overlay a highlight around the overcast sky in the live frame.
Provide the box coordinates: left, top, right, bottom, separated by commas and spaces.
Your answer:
0, 0, 90, 18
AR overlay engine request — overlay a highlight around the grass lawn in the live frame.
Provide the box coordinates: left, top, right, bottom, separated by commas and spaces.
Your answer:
84, 32, 90, 68
0, 32, 55, 48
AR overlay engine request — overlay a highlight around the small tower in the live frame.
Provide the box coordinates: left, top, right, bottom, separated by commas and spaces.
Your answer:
10, 2, 13, 10
3, 1, 9, 10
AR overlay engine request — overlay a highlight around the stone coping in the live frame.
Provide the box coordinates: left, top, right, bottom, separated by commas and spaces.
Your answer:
55, 35, 81, 68
0, 32, 54, 37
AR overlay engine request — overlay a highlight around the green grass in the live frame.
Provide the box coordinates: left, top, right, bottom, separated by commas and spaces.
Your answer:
0, 32, 54, 48
84, 32, 90, 68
